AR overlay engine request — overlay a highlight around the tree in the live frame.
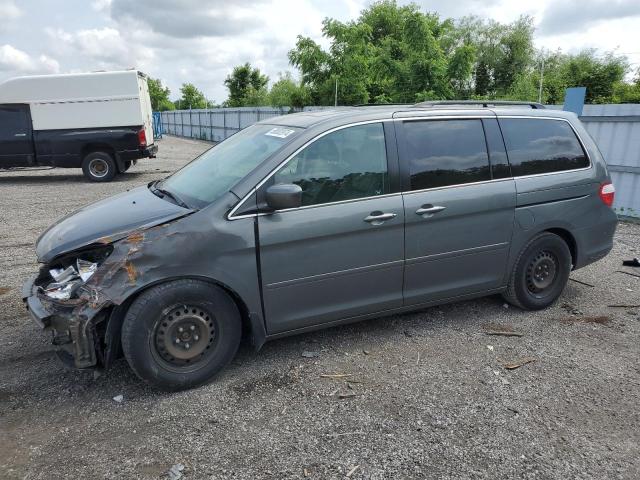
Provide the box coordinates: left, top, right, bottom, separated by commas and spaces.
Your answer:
176, 83, 208, 109
288, 0, 476, 105
269, 72, 310, 109
224, 63, 269, 107
147, 77, 174, 111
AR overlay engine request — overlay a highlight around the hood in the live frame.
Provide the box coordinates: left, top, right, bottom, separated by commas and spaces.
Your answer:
36, 185, 193, 263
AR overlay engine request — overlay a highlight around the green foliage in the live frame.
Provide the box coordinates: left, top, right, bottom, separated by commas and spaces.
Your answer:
176, 83, 209, 109
269, 72, 310, 109
147, 78, 173, 111
224, 63, 269, 107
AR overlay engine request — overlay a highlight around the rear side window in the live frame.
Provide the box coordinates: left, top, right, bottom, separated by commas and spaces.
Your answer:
499, 118, 589, 176
0, 105, 29, 137
403, 119, 491, 190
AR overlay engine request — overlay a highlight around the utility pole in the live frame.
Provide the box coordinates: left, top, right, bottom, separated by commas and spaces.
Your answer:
538, 56, 545, 104
334, 78, 338, 107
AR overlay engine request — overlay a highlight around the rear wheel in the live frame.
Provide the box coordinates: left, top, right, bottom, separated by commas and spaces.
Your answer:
121, 279, 241, 390
82, 151, 117, 182
503, 232, 572, 310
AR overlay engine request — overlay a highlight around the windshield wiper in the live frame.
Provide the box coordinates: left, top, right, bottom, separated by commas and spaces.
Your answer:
150, 180, 191, 209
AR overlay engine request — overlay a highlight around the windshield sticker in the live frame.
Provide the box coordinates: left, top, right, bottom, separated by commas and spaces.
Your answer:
265, 127, 296, 139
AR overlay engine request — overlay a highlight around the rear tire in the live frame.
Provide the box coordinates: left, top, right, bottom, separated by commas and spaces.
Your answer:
503, 232, 572, 310
121, 279, 241, 391
82, 151, 117, 182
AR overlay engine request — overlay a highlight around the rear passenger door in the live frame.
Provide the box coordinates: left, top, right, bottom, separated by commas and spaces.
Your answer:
397, 118, 517, 305
0, 104, 34, 167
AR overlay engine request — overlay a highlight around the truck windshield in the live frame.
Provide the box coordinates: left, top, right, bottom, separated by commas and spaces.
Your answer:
159, 124, 302, 208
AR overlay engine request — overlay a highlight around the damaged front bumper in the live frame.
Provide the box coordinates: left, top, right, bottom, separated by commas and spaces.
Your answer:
22, 273, 110, 369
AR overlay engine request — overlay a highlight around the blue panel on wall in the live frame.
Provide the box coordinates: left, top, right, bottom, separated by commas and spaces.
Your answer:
563, 87, 586, 116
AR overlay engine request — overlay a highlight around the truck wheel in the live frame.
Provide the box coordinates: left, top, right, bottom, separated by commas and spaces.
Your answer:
503, 232, 572, 310
121, 279, 242, 391
82, 151, 117, 182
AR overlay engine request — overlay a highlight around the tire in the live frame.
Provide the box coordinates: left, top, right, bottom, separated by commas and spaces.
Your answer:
82, 151, 117, 182
121, 279, 242, 390
503, 232, 572, 310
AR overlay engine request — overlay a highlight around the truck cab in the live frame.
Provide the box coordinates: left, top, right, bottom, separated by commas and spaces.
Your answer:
0, 70, 157, 181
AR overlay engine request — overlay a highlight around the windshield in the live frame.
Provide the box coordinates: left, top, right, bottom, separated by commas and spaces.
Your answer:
160, 124, 302, 208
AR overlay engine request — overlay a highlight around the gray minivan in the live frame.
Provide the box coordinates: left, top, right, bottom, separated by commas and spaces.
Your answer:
23, 101, 618, 390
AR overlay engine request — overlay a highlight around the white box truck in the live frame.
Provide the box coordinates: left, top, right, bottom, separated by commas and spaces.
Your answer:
0, 70, 158, 181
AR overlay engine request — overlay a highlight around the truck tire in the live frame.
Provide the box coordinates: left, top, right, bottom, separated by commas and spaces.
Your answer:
503, 232, 572, 310
82, 151, 117, 182
121, 279, 242, 391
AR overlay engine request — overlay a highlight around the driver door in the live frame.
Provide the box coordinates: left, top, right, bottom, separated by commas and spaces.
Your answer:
257, 122, 405, 334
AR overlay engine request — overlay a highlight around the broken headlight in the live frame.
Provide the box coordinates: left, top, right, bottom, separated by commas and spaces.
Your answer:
42, 246, 112, 300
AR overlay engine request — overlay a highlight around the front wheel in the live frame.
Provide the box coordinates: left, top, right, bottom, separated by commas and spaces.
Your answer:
503, 232, 572, 310
82, 151, 117, 182
121, 280, 242, 390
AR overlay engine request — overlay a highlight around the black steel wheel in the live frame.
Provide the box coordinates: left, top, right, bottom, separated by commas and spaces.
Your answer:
503, 232, 572, 310
121, 279, 241, 390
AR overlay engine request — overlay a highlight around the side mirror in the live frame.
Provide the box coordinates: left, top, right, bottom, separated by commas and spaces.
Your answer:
265, 183, 302, 210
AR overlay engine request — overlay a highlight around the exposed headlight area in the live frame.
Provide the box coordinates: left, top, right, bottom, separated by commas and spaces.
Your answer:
39, 245, 113, 301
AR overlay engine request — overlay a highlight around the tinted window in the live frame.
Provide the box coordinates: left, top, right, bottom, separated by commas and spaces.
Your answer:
0, 105, 29, 137
161, 124, 301, 208
500, 118, 589, 176
273, 123, 388, 207
482, 118, 511, 179
404, 120, 491, 190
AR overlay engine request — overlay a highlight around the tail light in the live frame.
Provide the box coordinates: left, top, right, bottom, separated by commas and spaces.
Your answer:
598, 182, 615, 207
137, 128, 147, 147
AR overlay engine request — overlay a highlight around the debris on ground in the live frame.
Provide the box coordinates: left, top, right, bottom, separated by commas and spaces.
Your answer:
503, 358, 536, 370
569, 277, 595, 287
561, 315, 611, 325
362, 349, 370, 355
346, 465, 361, 477
320, 373, 352, 379
112, 394, 124, 403
167, 463, 185, 480
483, 323, 524, 337
338, 393, 357, 399
622, 258, 640, 267
502, 303, 509, 309
616, 270, 640, 279
607, 304, 640, 308
487, 345, 494, 351
303, 467, 311, 477
0, 287, 10, 296
301, 351, 320, 358
561, 303, 583, 315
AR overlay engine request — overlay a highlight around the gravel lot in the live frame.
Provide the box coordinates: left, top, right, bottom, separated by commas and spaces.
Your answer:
1, 135, 639, 480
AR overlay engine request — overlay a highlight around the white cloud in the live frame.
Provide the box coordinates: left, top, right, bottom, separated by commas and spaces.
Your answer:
0, 44, 59, 74
538, 0, 640, 35
0, 0, 21, 20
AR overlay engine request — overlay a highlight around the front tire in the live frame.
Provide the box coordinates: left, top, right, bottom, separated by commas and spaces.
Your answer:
121, 280, 242, 390
503, 232, 572, 310
82, 151, 117, 182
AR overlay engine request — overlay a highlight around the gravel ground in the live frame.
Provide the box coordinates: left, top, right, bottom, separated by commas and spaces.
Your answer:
1, 135, 639, 480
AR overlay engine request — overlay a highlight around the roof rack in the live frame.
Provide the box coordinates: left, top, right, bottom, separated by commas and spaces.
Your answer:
413, 100, 545, 109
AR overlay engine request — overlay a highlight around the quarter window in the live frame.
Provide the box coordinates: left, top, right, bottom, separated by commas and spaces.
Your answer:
273, 123, 389, 207
499, 118, 589, 176
403, 119, 491, 190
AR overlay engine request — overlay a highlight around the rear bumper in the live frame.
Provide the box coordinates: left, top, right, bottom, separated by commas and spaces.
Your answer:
573, 209, 618, 269
119, 143, 158, 161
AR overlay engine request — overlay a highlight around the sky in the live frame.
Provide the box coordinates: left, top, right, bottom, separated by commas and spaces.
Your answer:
1, 0, 640, 103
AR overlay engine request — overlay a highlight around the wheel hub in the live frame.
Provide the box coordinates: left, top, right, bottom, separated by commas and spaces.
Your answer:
154, 305, 215, 365
526, 251, 557, 293
89, 159, 108, 178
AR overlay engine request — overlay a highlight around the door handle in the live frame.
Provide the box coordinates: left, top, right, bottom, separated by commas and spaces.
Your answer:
364, 212, 397, 225
14, 133, 27, 137
416, 204, 446, 217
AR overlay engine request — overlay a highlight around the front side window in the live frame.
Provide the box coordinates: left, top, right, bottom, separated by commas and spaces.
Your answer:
403, 119, 491, 190
273, 123, 389, 207
161, 124, 302, 208
499, 118, 589, 176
